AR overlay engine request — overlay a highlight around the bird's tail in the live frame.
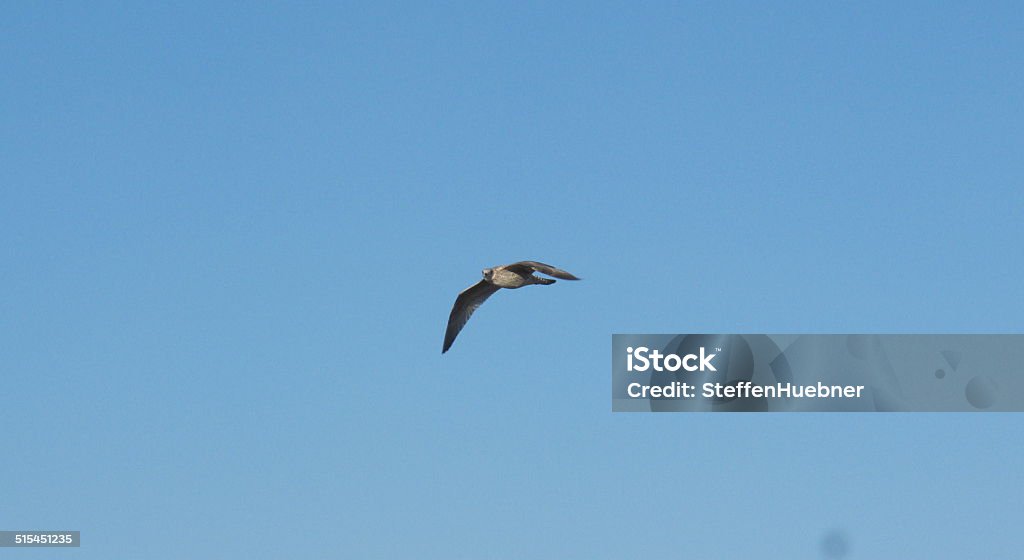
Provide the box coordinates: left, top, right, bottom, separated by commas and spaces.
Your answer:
531, 276, 556, 285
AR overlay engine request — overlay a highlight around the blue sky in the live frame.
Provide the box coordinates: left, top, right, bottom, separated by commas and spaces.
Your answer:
2, 2, 1022, 558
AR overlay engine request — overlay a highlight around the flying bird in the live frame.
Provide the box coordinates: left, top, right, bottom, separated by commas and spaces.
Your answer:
442, 261, 581, 353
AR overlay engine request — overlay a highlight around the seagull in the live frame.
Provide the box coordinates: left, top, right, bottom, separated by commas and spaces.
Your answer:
442, 261, 581, 353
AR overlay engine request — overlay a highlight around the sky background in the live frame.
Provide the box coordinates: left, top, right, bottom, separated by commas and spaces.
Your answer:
2, 2, 1022, 558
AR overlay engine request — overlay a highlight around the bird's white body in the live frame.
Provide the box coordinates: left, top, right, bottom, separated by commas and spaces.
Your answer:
485, 266, 543, 288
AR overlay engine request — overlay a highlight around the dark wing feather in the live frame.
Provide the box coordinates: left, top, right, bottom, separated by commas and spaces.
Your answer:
442, 280, 501, 353
507, 261, 581, 280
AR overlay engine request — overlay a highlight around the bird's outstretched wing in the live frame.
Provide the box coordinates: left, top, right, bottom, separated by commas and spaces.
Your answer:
507, 261, 581, 280
443, 280, 501, 353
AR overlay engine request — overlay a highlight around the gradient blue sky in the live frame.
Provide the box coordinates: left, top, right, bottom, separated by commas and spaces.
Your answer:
2, 2, 1022, 558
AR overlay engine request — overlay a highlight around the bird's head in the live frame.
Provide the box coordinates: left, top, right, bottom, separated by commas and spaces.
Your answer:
482, 268, 494, 281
